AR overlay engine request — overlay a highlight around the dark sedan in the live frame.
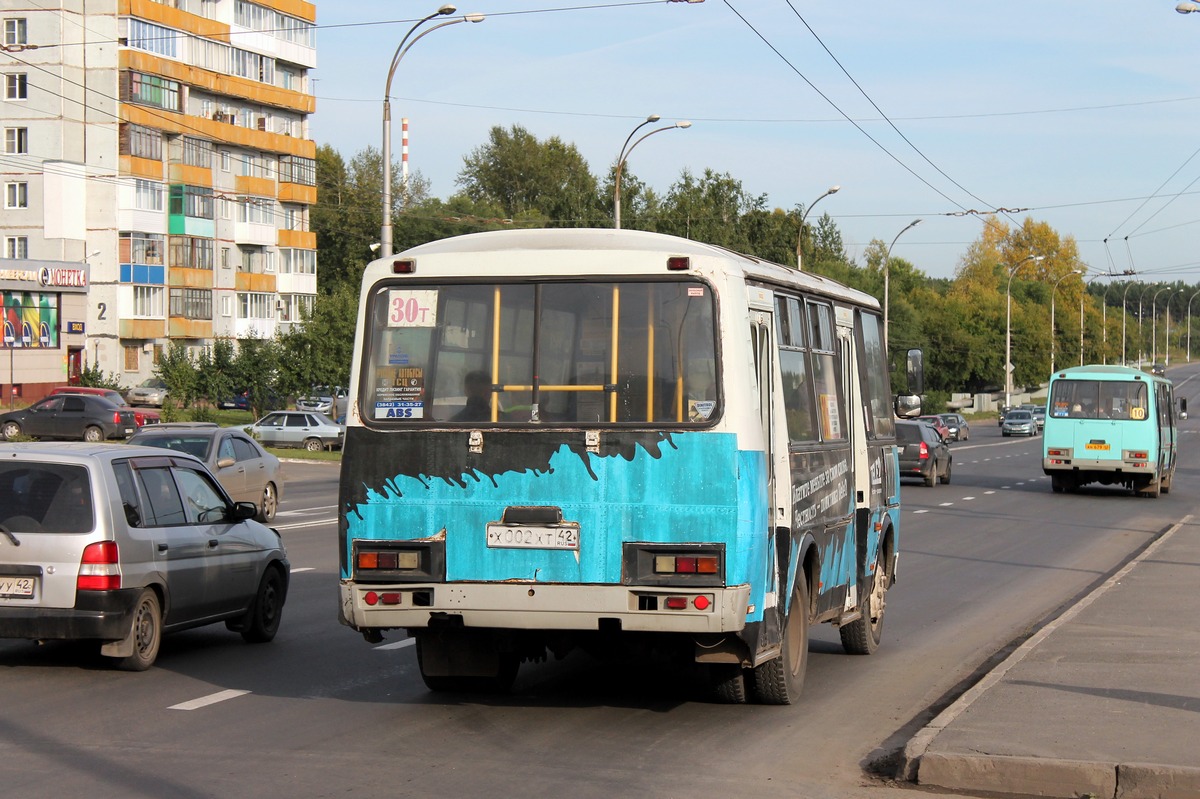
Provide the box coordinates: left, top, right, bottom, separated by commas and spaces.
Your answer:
1, 395, 137, 442
897, 419, 951, 486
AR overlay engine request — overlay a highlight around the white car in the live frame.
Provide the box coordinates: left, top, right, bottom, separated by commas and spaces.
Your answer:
247, 410, 344, 451
125, 378, 169, 407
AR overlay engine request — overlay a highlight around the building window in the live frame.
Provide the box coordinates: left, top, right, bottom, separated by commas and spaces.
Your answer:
127, 20, 178, 58
168, 185, 214, 219
221, 294, 233, 316
124, 345, 141, 372
4, 73, 27, 100
120, 124, 162, 161
169, 287, 212, 319
120, 232, 166, 265
134, 179, 164, 211
236, 196, 274, 224
4, 182, 27, 209
4, 127, 27, 154
220, 151, 230, 171
231, 47, 274, 85
238, 291, 275, 320
5, 236, 28, 259
4, 19, 27, 46
133, 286, 164, 317
181, 136, 213, 168
280, 248, 316, 275
169, 236, 214, 269
279, 156, 316, 186
122, 71, 181, 112
234, 0, 314, 47
220, 247, 230, 269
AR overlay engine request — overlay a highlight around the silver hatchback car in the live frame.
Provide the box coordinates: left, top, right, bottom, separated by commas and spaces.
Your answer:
0, 443, 289, 670
248, 410, 344, 451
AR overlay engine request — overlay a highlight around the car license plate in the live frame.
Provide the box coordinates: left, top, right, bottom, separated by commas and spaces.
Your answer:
0, 576, 35, 598
124, 428, 134, 434
486, 523, 579, 550
1085, 443, 1111, 450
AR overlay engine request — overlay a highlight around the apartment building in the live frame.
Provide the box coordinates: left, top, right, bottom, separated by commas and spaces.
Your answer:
0, 0, 317, 399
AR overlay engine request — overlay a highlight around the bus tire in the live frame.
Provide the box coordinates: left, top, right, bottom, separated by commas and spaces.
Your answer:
1051, 475, 1066, 493
840, 549, 888, 656
752, 578, 809, 705
708, 664, 747, 704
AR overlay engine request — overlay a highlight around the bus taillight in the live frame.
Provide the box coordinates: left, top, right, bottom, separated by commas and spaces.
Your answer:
1126, 450, 1149, 461
392, 259, 416, 274
666, 256, 690, 271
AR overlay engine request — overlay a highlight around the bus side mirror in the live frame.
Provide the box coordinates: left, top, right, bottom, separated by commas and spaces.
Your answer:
894, 348, 923, 418
1181, 398, 1188, 420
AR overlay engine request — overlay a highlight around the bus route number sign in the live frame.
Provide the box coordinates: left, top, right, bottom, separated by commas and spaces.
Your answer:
387, 290, 438, 328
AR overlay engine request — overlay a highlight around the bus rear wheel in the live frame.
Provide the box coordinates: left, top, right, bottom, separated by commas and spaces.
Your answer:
840, 550, 888, 656
752, 578, 809, 705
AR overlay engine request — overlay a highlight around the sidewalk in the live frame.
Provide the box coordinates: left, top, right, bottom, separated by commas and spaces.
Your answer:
902, 516, 1200, 799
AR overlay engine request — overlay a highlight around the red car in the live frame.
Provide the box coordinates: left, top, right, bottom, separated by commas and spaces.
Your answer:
48, 386, 161, 427
917, 414, 951, 442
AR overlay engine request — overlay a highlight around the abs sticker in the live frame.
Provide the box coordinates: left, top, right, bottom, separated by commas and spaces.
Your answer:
375, 401, 424, 420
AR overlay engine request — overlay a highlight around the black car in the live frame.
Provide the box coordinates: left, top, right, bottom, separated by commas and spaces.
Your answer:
896, 419, 951, 486
0, 395, 137, 442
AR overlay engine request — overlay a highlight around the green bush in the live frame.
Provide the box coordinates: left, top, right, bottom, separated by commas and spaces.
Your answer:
189, 404, 217, 424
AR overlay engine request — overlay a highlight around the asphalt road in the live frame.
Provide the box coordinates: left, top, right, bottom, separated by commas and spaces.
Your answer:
3, 369, 1198, 798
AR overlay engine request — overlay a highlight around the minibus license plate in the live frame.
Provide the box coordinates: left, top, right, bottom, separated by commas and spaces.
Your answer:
1085, 443, 1110, 450
0, 576, 35, 598
486, 524, 579, 550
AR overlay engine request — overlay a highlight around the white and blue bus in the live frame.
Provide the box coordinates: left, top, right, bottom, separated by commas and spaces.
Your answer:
1043, 364, 1180, 496
337, 229, 921, 703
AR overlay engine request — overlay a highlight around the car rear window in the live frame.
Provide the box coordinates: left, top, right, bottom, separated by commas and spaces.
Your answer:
0, 463, 95, 533
896, 423, 921, 444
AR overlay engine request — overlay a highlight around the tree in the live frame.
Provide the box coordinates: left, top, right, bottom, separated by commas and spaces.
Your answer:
276, 283, 358, 399
155, 342, 198, 411
457, 124, 601, 225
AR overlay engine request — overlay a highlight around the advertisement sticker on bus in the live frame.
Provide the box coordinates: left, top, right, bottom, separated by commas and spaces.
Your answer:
374, 365, 425, 418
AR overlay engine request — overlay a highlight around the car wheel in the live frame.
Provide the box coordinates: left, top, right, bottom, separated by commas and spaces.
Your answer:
112, 589, 162, 671
83, 425, 104, 443
240, 566, 286, 643
923, 466, 935, 487
257, 482, 278, 523
939, 458, 952, 485
1, 421, 21, 440
303, 437, 323, 452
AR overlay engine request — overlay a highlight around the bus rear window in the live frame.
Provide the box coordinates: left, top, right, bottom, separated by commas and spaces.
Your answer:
1049, 379, 1148, 421
363, 280, 718, 425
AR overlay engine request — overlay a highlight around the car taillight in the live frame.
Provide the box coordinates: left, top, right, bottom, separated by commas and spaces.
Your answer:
78, 541, 121, 591
918, 442, 929, 459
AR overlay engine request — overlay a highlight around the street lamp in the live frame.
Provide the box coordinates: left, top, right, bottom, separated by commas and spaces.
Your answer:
882, 218, 921, 349
1005, 253, 1046, 408
380, 5, 483, 257
1151, 286, 1174, 366
1134, 283, 1158, 368
1050, 268, 1083, 374
1177, 2, 1200, 13
613, 116, 690, 229
795, 185, 840, 268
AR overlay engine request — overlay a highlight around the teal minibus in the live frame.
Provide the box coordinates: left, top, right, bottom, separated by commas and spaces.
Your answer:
1042, 365, 1180, 497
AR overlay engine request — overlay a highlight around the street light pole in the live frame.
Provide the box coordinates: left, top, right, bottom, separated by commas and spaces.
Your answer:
1050, 269, 1082, 374
380, 6, 482, 257
795, 185, 840, 268
613, 118, 690, 230
883, 218, 921, 349
1005, 253, 1045, 408
1151, 286, 1173, 365
1121, 281, 1139, 366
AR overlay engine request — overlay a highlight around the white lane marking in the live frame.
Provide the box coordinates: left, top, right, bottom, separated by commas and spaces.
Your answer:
274, 518, 337, 531
912, 509, 929, 514
938, 502, 954, 507
169, 689, 250, 711
962, 496, 976, 500
276, 505, 337, 517
376, 638, 416, 651
290, 567, 314, 573
1001, 485, 1012, 489
984, 490, 996, 495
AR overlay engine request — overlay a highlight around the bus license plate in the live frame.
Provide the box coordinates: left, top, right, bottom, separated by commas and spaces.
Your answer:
0, 576, 35, 598
1085, 443, 1110, 450
486, 524, 579, 550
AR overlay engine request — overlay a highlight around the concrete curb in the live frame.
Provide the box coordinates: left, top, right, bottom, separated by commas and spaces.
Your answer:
900, 515, 1192, 795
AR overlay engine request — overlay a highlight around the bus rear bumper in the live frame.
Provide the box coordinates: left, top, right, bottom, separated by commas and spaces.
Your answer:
338, 581, 752, 634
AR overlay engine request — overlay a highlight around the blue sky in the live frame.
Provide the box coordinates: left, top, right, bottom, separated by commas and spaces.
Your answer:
309, 1, 1200, 281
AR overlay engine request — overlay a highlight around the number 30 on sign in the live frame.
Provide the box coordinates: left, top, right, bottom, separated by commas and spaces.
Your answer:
387, 290, 438, 328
